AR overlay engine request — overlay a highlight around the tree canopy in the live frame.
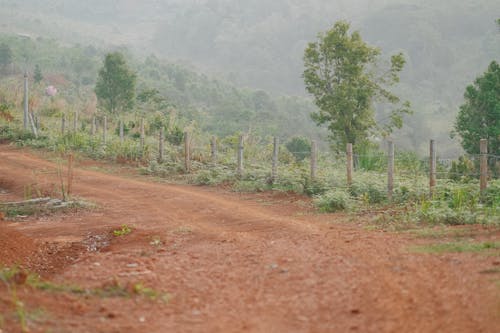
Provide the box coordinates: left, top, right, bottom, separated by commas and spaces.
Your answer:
454, 61, 500, 155
95, 52, 136, 115
303, 21, 411, 150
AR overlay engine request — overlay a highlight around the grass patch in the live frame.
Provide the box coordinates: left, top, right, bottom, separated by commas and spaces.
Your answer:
406, 226, 480, 239
1, 266, 170, 303
411, 241, 500, 254
0, 199, 93, 220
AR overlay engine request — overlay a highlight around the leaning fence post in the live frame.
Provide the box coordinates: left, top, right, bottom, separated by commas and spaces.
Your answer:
347, 143, 353, 186
429, 140, 437, 196
388, 140, 394, 201
480, 139, 488, 192
310, 140, 317, 180
211, 136, 217, 164
184, 131, 191, 173
272, 137, 279, 183
158, 127, 164, 162
237, 134, 244, 176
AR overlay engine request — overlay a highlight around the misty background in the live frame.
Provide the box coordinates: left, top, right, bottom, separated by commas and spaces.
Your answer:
0, 0, 499, 155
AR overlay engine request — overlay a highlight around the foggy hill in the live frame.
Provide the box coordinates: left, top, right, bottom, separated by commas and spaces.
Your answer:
0, 0, 498, 154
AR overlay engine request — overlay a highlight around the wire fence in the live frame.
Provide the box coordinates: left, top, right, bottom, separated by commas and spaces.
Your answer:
5, 113, 500, 197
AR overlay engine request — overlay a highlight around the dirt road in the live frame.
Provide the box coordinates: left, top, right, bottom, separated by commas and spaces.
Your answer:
0, 145, 499, 332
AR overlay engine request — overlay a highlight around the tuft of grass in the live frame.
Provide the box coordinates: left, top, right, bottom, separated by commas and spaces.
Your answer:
411, 241, 500, 254
113, 225, 132, 237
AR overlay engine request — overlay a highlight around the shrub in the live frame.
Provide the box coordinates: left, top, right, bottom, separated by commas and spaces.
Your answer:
350, 180, 386, 204
285, 136, 311, 162
314, 189, 355, 212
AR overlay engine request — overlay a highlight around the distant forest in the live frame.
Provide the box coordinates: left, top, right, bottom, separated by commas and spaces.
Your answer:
0, 0, 499, 154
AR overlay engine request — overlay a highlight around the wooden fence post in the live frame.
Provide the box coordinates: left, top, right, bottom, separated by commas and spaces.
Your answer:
103, 116, 107, 145
237, 134, 244, 176
388, 140, 394, 201
73, 110, 78, 132
184, 131, 191, 173
310, 140, 317, 180
429, 140, 437, 196
346, 143, 353, 186
67, 154, 74, 200
23, 72, 29, 130
91, 116, 96, 136
211, 136, 217, 164
272, 137, 279, 183
119, 119, 124, 143
61, 114, 66, 134
140, 118, 145, 150
480, 139, 488, 192
158, 127, 164, 162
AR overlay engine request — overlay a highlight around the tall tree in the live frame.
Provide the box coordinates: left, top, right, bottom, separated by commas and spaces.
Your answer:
303, 21, 411, 150
95, 52, 136, 115
454, 61, 500, 155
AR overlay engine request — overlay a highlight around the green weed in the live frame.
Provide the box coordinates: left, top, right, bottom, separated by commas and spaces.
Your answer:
113, 225, 132, 237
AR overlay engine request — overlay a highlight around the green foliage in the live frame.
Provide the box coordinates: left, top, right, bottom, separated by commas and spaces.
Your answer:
303, 21, 411, 150
95, 52, 136, 115
33, 64, 43, 84
350, 181, 386, 205
449, 156, 476, 181
113, 225, 132, 237
314, 189, 355, 212
285, 136, 311, 162
454, 61, 500, 155
356, 143, 385, 171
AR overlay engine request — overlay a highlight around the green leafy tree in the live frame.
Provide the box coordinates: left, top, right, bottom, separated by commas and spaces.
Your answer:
34, 64, 43, 84
303, 21, 411, 150
454, 61, 500, 155
95, 52, 136, 115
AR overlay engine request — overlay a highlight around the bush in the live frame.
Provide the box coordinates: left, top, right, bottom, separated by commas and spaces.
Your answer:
350, 181, 386, 204
285, 136, 311, 162
314, 189, 355, 212
417, 206, 478, 225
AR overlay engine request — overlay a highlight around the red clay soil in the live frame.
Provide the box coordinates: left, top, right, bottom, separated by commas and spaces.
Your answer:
0, 144, 499, 333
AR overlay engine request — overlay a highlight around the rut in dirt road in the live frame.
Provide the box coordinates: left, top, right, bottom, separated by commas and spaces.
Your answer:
0, 145, 499, 333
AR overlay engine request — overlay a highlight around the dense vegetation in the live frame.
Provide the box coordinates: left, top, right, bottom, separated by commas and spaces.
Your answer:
0, 34, 321, 140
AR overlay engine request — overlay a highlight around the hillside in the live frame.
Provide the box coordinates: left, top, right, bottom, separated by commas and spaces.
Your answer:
0, 0, 499, 154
